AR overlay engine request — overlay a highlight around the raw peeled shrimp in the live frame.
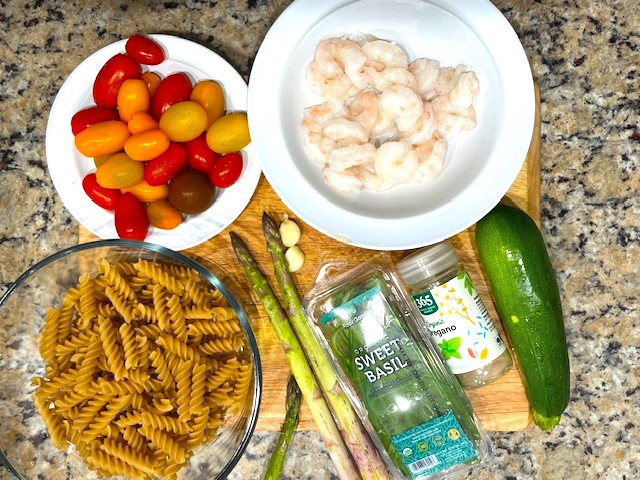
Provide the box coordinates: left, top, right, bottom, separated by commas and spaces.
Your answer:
403, 101, 436, 146
414, 135, 447, 180
378, 85, 424, 132
408, 58, 441, 99
362, 39, 409, 70
366, 66, 418, 92
301, 101, 347, 164
322, 118, 369, 146
326, 143, 376, 171
347, 91, 380, 136
374, 141, 419, 185
449, 71, 480, 109
323, 166, 364, 194
435, 64, 467, 96
432, 94, 477, 138
306, 38, 368, 100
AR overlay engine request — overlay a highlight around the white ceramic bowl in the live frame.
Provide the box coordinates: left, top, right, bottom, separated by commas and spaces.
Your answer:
46, 35, 262, 251
248, 0, 534, 250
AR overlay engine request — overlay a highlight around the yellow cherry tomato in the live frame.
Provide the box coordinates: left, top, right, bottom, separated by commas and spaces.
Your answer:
141, 71, 162, 97
117, 79, 150, 122
128, 111, 159, 134
121, 179, 169, 203
93, 154, 112, 168
74, 120, 131, 157
190, 80, 225, 129
96, 152, 144, 189
146, 200, 183, 230
159, 101, 208, 142
124, 129, 170, 161
206, 112, 250, 154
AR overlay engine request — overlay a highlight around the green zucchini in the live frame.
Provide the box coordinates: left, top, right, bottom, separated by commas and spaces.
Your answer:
474, 203, 570, 430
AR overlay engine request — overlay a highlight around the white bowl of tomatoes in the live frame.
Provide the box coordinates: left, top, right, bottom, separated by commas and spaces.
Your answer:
46, 34, 261, 250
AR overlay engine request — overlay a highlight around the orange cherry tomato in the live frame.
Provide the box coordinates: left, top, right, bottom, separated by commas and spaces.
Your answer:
159, 101, 208, 142
128, 111, 159, 134
190, 80, 225, 129
121, 179, 169, 203
96, 152, 144, 189
146, 200, 183, 230
117, 79, 150, 122
141, 71, 162, 97
124, 129, 170, 161
74, 120, 131, 157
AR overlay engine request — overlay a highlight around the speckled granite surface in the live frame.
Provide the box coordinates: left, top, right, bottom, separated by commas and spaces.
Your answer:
1, 0, 639, 479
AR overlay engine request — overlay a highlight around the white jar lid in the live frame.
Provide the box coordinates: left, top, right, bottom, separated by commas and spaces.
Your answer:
396, 240, 459, 286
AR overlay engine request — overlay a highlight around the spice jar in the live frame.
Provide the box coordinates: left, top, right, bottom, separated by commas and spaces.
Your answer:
396, 241, 512, 388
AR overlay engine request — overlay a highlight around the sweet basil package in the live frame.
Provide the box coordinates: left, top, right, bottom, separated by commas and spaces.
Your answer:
303, 262, 492, 479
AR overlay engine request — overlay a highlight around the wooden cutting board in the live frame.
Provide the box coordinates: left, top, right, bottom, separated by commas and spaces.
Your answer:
80, 85, 541, 432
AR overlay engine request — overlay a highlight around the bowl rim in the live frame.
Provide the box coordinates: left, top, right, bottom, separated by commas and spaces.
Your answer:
0, 239, 262, 480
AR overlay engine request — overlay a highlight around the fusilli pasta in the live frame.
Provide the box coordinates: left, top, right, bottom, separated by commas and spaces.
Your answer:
32, 258, 253, 479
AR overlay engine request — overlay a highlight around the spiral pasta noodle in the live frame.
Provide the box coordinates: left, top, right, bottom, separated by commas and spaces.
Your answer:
32, 258, 253, 479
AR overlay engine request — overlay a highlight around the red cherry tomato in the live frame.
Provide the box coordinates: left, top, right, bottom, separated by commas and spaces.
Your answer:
184, 133, 218, 174
209, 152, 243, 188
93, 53, 141, 109
115, 192, 149, 241
143, 142, 188, 186
71, 106, 119, 136
82, 173, 121, 210
150, 72, 192, 119
125, 35, 165, 65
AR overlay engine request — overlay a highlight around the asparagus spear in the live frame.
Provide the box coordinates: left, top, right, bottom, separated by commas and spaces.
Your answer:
264, 375, 302, 480
262, 212, 390, 480
230, 232, 360, 480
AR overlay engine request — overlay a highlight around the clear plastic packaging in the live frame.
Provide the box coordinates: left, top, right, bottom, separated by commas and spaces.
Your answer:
303, 262, 491, 480
396, 241, 512, 388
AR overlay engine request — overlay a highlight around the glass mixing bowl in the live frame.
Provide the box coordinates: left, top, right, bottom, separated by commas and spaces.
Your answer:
0, 240, 262, 480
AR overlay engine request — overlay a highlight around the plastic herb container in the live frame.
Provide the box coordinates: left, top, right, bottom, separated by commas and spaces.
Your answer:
303, 263, 491, 480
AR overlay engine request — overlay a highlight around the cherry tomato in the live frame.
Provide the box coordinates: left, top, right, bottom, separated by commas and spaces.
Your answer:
74, 120, 131, 157
125, 35, 165, 65
168, 170, 215, 214
143, 143, 187, 186
115, 192, 149, 241
117, 78, 150, 122
93, 154, 112, 168
209, 152, 243, 188
121, 179, 169, 203
124, 129, 170, 161
96, 152, 144, 189
141, 71, 162, 97
82, 173, 121, 210
71, 106, 119, 136
190, 80, 225, 129
158, 101, 207, 142
128, 111, 159, 134
150, 72, 192, 119
147, 200, 183, 230
93, 53, 141, 109
185, 133, 218, 174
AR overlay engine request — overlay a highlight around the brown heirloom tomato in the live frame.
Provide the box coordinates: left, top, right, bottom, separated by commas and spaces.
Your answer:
168, 170, 215, 214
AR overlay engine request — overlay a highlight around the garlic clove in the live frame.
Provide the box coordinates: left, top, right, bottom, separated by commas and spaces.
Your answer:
279, 218, 301, 247
284, 245, 305, 272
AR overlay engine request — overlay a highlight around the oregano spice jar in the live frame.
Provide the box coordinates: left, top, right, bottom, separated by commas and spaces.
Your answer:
396, 241, 512, 388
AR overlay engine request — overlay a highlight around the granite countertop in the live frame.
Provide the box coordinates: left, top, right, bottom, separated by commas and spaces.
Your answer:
0, 1, 638, 479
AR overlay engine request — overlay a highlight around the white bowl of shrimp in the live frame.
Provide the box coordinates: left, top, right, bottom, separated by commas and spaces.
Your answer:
248, 0, 535, 250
